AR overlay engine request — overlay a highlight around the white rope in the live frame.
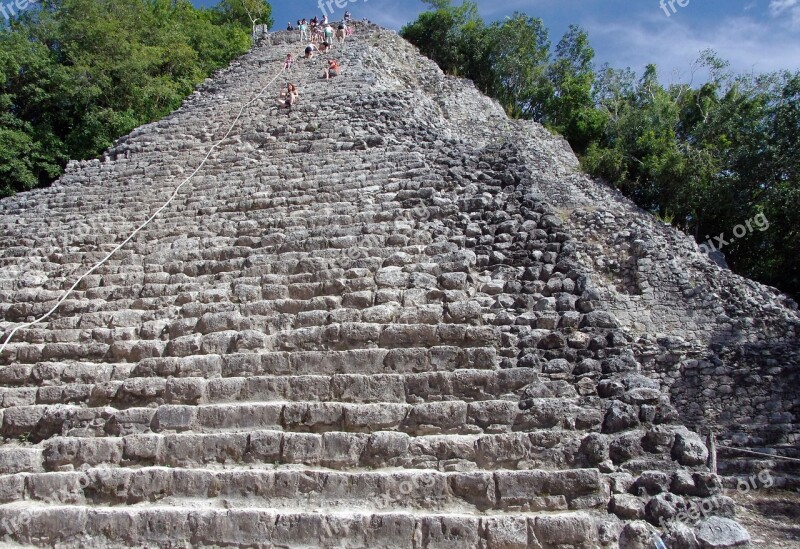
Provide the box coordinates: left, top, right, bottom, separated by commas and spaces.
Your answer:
0, 62, 286, 356
718, 444, 800, 464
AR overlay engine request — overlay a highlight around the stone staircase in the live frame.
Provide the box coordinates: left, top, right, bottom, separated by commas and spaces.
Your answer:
0, 22, 770, 548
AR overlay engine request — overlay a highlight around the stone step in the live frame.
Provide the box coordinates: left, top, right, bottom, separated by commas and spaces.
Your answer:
0, 429, 587, 474
1, 341, 111, 365
268, 323, 499, 352
0, 368, 539, 408
2, 466, 610, 514
0, 399, 591, 439
0, 346, 499, 386
1, 209, 474, 262
0, 505, 608, 548
9, 259, 497, 297
73, 275, 389, 305
12, 195, 410, 235
0, 362, 132, 387
0, 199, 442, 242
718, 455, 800, 478
0, 446, 44, 474
3, 323, 500, 364
1, 248, 481, 309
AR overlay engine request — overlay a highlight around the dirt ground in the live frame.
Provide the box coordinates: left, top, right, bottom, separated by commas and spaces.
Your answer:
729, 489, 800, 547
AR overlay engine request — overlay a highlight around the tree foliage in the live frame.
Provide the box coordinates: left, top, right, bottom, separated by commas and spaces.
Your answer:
402, 2, 800, 299
483, 14, 551, 121
399, 0, 479, 76
217, 0, 274, 36
0, 0, 263, 196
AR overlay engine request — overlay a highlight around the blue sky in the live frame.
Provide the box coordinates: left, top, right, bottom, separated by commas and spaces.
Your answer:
194, 1, 800, 81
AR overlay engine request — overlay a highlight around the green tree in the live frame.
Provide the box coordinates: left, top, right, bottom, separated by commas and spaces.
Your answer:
546, 25, 604, 152
730, 72, 800, 294
400, 0, 481, 76
0, 26, 69, 193
0, 0, 255, 197
217, 0, 274, 36
482, 14, 551, 120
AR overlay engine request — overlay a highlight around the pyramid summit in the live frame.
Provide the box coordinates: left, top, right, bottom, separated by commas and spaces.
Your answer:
0, 22, 796, 548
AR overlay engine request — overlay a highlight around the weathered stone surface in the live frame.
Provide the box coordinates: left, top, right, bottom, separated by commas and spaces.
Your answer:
0, 19, 778, 548
664, 523, 700, 549
532, 513, 599, 545
645, 493, 684, 526
603, 402, 640, 433
619, 521, 658, 549
672, 430, 709, 466
694, 517, 751, 548
611, 494, 646, 520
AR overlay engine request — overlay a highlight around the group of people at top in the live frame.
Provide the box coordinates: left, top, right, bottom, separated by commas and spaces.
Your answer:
278, 12, 352, 110
288, 11, 353, 47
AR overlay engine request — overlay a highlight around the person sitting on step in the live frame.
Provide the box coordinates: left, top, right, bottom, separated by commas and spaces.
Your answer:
278, 83, 299, 109
287, 22, 294, 31
323, 58, 340, 80
303, 43, 317, 59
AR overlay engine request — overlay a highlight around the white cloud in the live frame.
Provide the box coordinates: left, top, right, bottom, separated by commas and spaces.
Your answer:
770, 0, 798, 14
768, 0, 800, 27
584, 12, 800, 82
357, 0, 799, 82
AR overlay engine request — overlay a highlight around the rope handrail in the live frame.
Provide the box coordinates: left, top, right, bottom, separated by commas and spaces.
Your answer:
717, 443, 800, 464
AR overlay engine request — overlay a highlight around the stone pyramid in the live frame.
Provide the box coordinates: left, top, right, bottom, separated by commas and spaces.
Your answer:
0, 22, 797, 548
